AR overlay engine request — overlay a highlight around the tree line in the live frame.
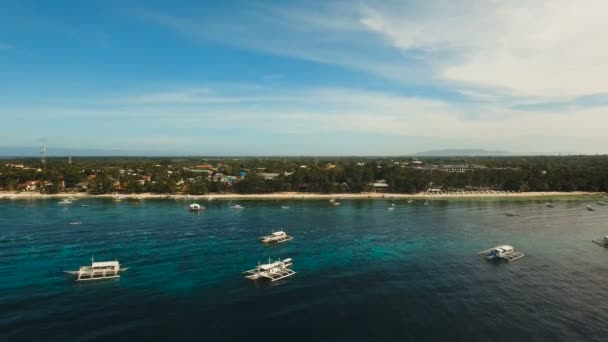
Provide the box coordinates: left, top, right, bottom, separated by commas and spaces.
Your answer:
1, 155, 607, 194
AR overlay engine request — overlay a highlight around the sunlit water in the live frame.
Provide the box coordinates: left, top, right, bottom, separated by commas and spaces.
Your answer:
1, 198, 608, 341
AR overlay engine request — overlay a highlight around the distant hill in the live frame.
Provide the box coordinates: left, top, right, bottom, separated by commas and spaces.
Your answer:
415, 149, 510, 157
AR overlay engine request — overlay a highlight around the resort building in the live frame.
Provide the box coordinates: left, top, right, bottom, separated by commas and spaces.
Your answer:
370, 180, 390, 193
428, 164, 487, 173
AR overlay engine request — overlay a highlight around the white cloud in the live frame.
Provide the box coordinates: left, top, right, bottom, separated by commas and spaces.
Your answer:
0, 41, 13, 50
358, 0, 608, 98
6, 85, 608, 153
141, 1, 608, 99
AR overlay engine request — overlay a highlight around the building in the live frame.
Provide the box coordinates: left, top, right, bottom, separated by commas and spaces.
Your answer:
194, 164, 215, 170
429, 164, 487, 173
259, 172, 280, 180
370, 180, 390, 193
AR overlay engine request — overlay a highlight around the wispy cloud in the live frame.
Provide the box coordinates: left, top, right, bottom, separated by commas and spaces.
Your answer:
0, 41, 13, 50
6, 84, 608, 154
138, 1, 608, 101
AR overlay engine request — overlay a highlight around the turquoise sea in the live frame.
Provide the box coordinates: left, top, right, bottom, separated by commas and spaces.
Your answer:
1, 198, 608, 341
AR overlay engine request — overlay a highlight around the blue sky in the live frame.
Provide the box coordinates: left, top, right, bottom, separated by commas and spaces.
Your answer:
2, 0, 608, 155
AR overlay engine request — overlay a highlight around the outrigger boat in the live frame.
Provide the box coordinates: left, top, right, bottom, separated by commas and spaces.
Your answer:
477, 245, 524, 262
592, 236, 608, 248
65, 257, 128, 281
259, 230, 293, 244
188, 203, 204, 211
243, 257, 295, 282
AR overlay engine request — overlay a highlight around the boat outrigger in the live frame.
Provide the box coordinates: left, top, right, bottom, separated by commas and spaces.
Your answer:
592, 236, 608, 248
477, 245, 524, 262
243, 258, 295, 282
65, 257, 128, 281
259, 230, 293, 244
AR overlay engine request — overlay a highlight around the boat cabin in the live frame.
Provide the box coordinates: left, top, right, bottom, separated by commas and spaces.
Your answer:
478, 245, 524, 262
66, 258, 127, 281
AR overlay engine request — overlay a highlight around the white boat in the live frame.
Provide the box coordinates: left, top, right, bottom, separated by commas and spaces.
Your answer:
545, 202, 554, 208
387, 207, 395, 211
65, 257, 128, 281
592, 236, 608, 248
504, 211, 519, 217
477, 245, 524, 262
68, 221, 82, 225
230, 204, 244, 210
407, 199, 413, 204
68, 196, 77, 201
188, 203, 204, 211
329, 198, 336, 203
243, 258, 295, 282
424, 200, 429, 206
113, 196, 123, 202
259, 230, 293, 244
281, 206, 290, 209
587, 205, 596, 211
333, 202, 341, 206
58, 199, 72, 205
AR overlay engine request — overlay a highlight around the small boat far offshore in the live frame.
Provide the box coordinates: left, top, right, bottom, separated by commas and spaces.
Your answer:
243, 258, 295, 282
188, 203, 204, 211
477, 245, 525, 262
587, 205, 596, 211
259, 230, 293, 244
65, 257, 128, 281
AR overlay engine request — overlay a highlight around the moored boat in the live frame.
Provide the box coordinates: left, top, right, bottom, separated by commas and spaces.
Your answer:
477, 245, 524, 262
243, 258, 295, 282
188, 203, 204, 211
65, 257, 128, 281
259, 230, 293, 244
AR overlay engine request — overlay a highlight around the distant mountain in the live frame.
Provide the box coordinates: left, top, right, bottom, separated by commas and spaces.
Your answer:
415, 149, 510, 157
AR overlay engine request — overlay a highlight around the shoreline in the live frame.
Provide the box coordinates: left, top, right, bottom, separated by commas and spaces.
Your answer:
0, 191, 604, 200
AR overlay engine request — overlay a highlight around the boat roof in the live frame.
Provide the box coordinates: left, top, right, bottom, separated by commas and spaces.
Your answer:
258, 262, 279, 270
92, 261, 119, 268
272, 231, 286, 236
494, 245, 513, 250
190, 203, 200, 207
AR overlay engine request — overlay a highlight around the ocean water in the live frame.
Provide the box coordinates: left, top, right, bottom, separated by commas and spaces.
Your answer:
1, 198, 608, 341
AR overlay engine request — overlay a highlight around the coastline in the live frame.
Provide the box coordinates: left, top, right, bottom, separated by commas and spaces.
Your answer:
0, 191, 603, 200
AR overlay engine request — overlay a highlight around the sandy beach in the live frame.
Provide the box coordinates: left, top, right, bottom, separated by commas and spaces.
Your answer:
0, 191, 603, 200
